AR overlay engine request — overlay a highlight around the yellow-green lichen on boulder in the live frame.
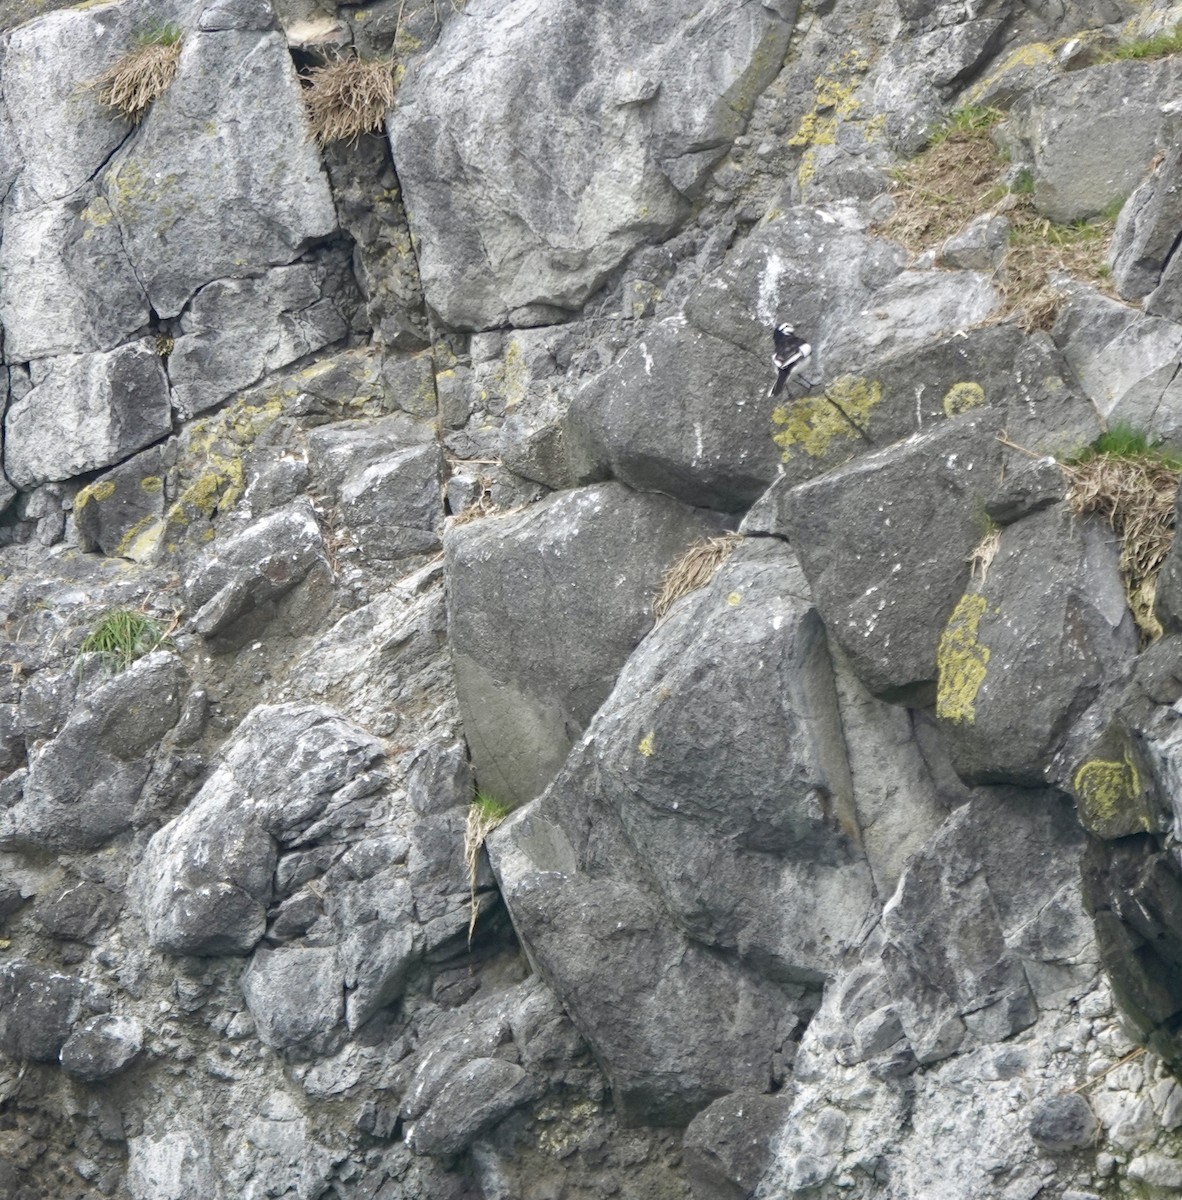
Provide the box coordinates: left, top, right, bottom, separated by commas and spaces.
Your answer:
772, 376, 882, 462
1072, 746, 1153, 840
936, 592, 991, 724
942, 381, 986, 416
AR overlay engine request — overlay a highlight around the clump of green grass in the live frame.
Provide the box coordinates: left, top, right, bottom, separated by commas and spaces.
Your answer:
97, 26, 183, 123
464, 790, 510, 946
1061, 425, 1182, 641
77, 609, 168, 674
1109, 26, 1182, 61
929, 105, 1005, 146
302, 54, 397, 147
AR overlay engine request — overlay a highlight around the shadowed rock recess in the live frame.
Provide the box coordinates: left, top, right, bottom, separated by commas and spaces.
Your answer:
6, 0, 1182, 1196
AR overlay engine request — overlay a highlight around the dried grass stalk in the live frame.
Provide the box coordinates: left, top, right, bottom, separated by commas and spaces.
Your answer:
98, 41, 182, 123
968, 525, 1001, 583
464, 796, 508, 946
303, 56, 396, 147
1065, 454, 1181, 641
654, 533, 743, 621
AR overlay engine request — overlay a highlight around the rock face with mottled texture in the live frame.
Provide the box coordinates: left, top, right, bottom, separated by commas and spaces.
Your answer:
389, 0, 796, 328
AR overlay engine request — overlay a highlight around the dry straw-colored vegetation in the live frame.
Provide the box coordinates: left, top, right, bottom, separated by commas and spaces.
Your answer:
1061, 427, 1182, 641
97, 25, 183, 124
878, 105, 1116, 331
303, 55, 397, 147
653, 533, 744, 621
464, 792, 510, 946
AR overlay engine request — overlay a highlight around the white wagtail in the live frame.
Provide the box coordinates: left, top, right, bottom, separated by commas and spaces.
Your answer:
768, 322, 812, 398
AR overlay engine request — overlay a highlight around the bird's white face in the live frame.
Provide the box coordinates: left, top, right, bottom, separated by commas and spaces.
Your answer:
776, 322, 795, 334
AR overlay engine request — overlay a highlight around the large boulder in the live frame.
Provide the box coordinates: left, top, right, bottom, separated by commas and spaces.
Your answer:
999, 57, 1182, 223
445, 481, 725, 805
1109, 140, 1182, 304
388, 0, 796, 328
0, 958, 87, 1062
4, 340, 172, 487
102, 15, 337, 319
775, 415, 1002, 702
0, 651, 188, 851
933, 504, 1138, 786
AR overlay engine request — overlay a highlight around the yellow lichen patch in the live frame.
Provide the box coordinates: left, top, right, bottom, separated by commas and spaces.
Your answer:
79, 197, 114, 231
1072, 753, 1148, 836
788, 111, 838, 149
726, 592, 742, 607
936, 593, 991, 723
115, 515, 164, 562
638, 732, 655, 757
942, 381, 987, 416
139, 475, 163, 493
963, 41, 1053, 105
772, 376, 882, 461
75, 479, 117, 509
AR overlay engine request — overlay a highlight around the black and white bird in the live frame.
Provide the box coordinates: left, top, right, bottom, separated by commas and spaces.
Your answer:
768, 322, 812, 398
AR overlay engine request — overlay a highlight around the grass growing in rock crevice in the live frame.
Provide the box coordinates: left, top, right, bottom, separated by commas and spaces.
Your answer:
653, 533, 743, 621
877, 104, 1117, 331
464, 791, 510, 946
77, 608, 170, 674
302, 55, 397, 147
97, 25, 183, 123
1108, 26, 1182, 61
1062, 426, 1182, 641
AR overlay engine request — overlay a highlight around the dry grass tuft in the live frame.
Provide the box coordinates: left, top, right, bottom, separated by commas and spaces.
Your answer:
97, 39, 182, 123
303, 55, 396, 147
1064, 452, 1181, 641
654, 533, 743, 621
465, 793, 510, 946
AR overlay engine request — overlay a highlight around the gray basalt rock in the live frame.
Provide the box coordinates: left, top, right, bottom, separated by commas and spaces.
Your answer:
445, 481, 726, 806
168, 256, 360, 420
940, 213, 1010, 271
999, 58, 1182, 223
683, 1092, 794, 1200
0, 651, 187, 852
339, 442, 444, 564
182, 501, 327, 637
139, 703, 385, 955
74, 445, 171, 560
240, 945, 344, 1056
102, 20, 337, 319
4, 340, 171, 488
933, 505, 1138, 787
59, 1013, 144, 1082
388, 0, 795, 329
574, 539, 873, 978
775, 415, 1002, 702
1109, 142, 1182, 303
0, 958, 86, 1062
1029, 1094, 1098, 1151
1054, 287, 1182, 437
0, 190, 149, 362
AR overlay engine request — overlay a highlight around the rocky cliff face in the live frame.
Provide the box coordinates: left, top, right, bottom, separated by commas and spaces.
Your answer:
2, 0, 1182, 1197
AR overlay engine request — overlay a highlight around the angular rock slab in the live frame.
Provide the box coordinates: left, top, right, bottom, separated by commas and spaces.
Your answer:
578, 539, 874, 978
138, 703, 385, 955
776, 415, 1002, 701
4, 340, 171, 488
103, 21, 337, 318
0, 959, 87, 1063
0, 652, 187, 852
1110, 140, 1182, 303
445, 481, 725, 806
389, 0, 794, 328
1000, 57, 1182, 223
933, 505, 1138, 787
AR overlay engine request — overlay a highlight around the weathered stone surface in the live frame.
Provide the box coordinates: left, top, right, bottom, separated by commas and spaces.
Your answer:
446, 482, 725, 805
339, 442, 443, 564
4, 340, 171, 488
389, 0, 795, 328
1054, 287, 1182, 438
1000, 58, 1182, 223
102, 22, 337, 319
934, 505, 1138, 787
168, 256, 359, 420
1030, 1094, 1098, 1151
776, 415, 1002, 701
0, 958, 85, 1062
139, 704, 385, 955
241, 946, 344, 1056
74, 445, 170, 560
306, 412, 436, 497
575, 539, 874, 978
940, 213, 1010, 271
683, 1092, 793, 1200
0, 190, 149, 362
1110, 141, 1182, 303
59, 1013, 144, 1082
126, 1127, 218, 1200
182, 502, 327, 637
0, 652, 187, 851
